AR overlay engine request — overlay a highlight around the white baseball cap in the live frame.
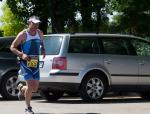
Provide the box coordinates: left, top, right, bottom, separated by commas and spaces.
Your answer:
28, 16, 41, 23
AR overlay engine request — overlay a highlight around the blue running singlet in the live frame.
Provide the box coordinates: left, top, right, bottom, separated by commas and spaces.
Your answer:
19, 30, 41, 80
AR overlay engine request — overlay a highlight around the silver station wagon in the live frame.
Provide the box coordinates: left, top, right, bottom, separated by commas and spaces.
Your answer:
18, 33, 150, 102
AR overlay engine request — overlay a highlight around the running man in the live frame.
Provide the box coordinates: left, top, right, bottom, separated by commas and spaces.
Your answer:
10, 15, 45, 114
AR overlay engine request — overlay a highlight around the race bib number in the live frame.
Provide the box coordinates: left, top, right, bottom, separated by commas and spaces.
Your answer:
27, 59, 38, 68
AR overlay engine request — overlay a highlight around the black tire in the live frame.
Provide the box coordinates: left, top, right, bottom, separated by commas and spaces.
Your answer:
79, 73, 107, 102
40, 90, 64, 101
1, 72, 18, 100
141, 92, 150, 99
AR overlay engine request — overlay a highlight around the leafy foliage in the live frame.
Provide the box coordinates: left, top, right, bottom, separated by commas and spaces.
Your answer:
6, 0, 50, 34
108, 0, 150, 36
4, 0, 110, 34
79, 0, 108, 32
0, 2, 25, 36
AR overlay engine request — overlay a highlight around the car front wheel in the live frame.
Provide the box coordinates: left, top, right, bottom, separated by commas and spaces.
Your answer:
141, 92, 150, 99
1, 72, 18, 100
80, 73, 107, 102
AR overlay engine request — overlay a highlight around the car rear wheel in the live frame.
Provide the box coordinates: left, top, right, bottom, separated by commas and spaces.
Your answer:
40, 90, 64, 101
141, 92, 150, 99
1, 72, 18, 100
80, 73, 107, 102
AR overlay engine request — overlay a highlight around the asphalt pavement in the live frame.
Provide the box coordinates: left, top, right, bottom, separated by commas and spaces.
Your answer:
0, 94, 150, 114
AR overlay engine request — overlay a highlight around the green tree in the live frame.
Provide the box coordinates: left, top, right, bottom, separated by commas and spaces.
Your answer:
49, 0, 79, 33
79, 0, 108, 32
0, 2, 25, 36
6, 0, 78, 33
108, 0, 150, 36
6, 0, 50, 34
5, 0, 109, 34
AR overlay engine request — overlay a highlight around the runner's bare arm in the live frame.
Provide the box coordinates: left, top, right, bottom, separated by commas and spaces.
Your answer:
39, 30, 44, 49
10, 31, 26, 58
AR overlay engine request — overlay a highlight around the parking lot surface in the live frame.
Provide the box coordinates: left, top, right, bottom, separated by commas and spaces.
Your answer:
0, 94, 150, 114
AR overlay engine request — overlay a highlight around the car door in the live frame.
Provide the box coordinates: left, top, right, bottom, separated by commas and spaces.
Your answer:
102, 37, 139, 90
131, 39, 150, 89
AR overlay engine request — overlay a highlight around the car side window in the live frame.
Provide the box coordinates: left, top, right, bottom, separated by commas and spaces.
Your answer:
131, 39, 150, 56
0, 39, 12, 52
124, 38, 137, 55
102, 37, 128, 55
68, 37, 100, 54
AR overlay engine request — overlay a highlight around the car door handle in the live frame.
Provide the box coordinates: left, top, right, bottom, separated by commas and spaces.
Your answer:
104, 60, 112, 64
139, 61, 145, 65
139, 63, 144, 65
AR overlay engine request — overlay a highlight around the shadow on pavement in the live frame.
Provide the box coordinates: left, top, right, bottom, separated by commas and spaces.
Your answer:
35, 113, 101, 114
0, 96, 42, 102
34, 95, 150, 104
35, 113, 51, 114
1, 93, 150, 104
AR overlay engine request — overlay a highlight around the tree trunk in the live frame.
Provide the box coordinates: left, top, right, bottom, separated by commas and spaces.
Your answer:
39, 18, 48, 34
51, 0, 65, 33
96, 8, 101, 32
80, 0, 93, 32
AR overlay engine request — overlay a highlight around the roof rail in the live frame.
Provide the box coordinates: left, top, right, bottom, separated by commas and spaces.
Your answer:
96, 31, 99, 34
71, 32, 75, 34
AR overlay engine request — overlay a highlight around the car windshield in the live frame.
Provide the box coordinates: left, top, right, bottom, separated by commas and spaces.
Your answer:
43, 36, 63, 55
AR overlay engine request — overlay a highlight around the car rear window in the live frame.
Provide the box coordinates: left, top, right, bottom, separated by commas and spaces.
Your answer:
43, 36, 63, 55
